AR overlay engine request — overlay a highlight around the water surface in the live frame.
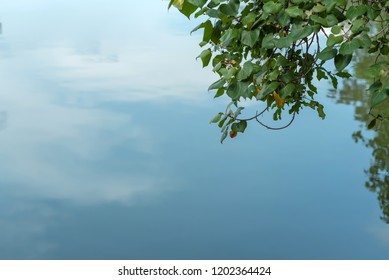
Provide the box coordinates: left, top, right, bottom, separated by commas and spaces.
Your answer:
0, 0, 388, 259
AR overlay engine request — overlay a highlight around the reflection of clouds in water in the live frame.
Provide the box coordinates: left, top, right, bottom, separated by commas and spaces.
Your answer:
0, 0, 205, 205
0, 0, 214, 104
0, 56, 171, 205
0, 0, 199, 259
10, 41, 213, 104
0, 201, 58, 258
0, 103, 168, 205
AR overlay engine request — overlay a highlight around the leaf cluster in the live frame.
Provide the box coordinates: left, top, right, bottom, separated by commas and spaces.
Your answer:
169, 0, 389, 142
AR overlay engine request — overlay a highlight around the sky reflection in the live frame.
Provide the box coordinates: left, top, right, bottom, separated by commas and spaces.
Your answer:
0, 0, 208, 206
0, 0, 389, 260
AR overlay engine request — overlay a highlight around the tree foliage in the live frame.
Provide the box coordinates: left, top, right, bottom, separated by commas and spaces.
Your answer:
168, 0, 389, 142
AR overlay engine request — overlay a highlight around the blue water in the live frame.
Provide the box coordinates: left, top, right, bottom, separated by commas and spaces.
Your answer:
0, 1, 388, 259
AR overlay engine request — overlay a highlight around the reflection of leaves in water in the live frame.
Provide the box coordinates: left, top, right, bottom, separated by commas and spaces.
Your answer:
329, 50, 389, 223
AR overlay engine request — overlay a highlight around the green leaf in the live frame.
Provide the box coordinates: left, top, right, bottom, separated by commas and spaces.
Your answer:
330, 75, 338, 89
339, 39, 360, 55
280, 83, 296, 98
369, 80, 382, 92
285, 6, 304, 18
281, 72, 294, 83
317, 47, 337, 61
334, 54, 352, 72
234, 107, 244, 118
346, 5, 367, 20
326, 14, 338, 27
227, 81, 249, 100
308, 82, 317, 93
231, 120, 248, 133
208, 78, 225, 91
220, 128, 228, 143
278, 10, 291, 27
174, 1, 198, 18
194, 6, 207, 18
336, 71, 352, 78
351, 18, 365, 33
317, 103, 326, 119
237, 61, 255, 80
290, 24, 313, 41
331, 25, 342, 34
262, 34, 276, 49
219, 0, 240, 16
263, 1, 282, 14
220, 67, 237, 80
210, 112, 223, 123
277, 56, 290, 67
168, 0, 184, 10
357, 34, 372, 48
191, 20, 214, 44
256, 82, 280, 100
242, 12, 257, 28
312, 4, 326, 13
321, 0, 339, 12
366, 6, 381, 20
310, 15, 328, 26
197, 49, 212, 67
371, 90, 389, 107
275, 36, 293, 48
268, 69, 280, 81
381, 45, 389, 55
207, 8, 223, 18
214, 87, 224, 98
202, 20, 214, 43
241, 29, 260, 48
327, 34, 344, 47
187, 0, 207, 7
316, 68, 328, 80
220, 28, 239, 47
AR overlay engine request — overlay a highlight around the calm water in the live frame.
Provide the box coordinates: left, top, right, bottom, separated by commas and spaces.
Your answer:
0, 1, 388, 259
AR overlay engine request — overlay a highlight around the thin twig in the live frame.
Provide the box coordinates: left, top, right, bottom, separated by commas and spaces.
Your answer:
255, 111, 296, 130
235, 106, 268, 121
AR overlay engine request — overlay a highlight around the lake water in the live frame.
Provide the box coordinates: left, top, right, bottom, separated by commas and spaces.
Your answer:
0, 0, 388, 259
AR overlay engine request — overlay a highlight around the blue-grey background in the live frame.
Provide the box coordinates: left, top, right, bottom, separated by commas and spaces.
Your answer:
0, 0, 388, 259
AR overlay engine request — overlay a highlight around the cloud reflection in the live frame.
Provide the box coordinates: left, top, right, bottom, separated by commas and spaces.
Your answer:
0, 0, 202, 205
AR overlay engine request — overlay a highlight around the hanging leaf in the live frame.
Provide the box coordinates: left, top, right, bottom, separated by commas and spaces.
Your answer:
230, 130, 238, 138
334, 54, 352, 72
339, 39, 360, 55
273, 91, 285, 108
197, 48, 212, 67
317, 47, 337, 61
220, 129, 228, 143
208, 79, 226, 91
210, 112, 223, 123
231, 121, 248, 133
